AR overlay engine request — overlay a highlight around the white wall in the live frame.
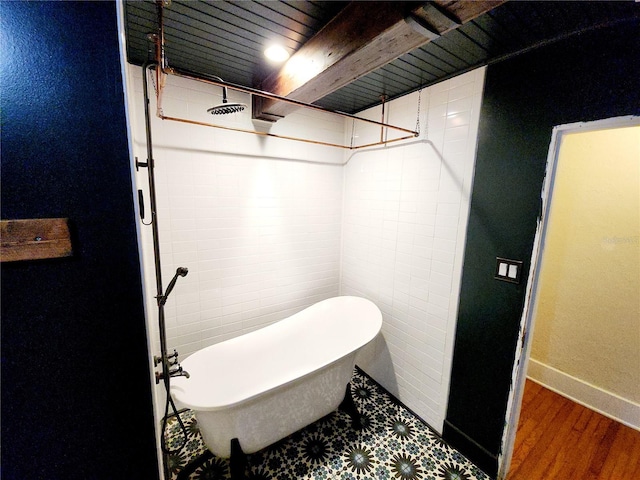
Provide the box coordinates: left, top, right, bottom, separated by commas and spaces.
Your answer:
343, 68, 485, 432
126, 63, 485, 436
126, 66, 345, 362
529, 125, 640, 429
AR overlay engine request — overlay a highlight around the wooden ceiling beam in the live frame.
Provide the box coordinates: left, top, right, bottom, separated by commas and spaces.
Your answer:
253, 1, 506, 121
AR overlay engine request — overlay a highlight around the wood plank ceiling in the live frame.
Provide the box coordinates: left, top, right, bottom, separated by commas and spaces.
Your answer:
124, 1, 640, 116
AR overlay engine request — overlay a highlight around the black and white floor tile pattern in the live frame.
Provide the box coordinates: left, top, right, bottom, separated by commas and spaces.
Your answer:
164, 368, 490, 480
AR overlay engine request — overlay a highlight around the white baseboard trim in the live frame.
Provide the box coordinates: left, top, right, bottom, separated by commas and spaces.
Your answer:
527, 358, 640, 431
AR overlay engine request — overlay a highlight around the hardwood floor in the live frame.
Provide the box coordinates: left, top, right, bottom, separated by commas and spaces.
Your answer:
507, 379, 640, 480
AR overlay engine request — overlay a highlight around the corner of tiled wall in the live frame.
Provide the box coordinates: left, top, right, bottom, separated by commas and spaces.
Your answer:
343, 67, 486, 432
127, 64, 346, 363
128, 62, 486, 434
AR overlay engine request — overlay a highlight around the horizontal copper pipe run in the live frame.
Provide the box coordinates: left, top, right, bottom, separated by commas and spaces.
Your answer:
159, 114, 417, 150
153, 66, 419, 149
150, 0, 418, 150
354, 134, 418, 150
165, 66, 418, 136
160, 114, 347, 149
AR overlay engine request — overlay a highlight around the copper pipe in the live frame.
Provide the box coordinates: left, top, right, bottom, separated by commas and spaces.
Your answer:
150, 1, 419, 150
380, 95, 388, 143
159, 114, 351, 149
164, 66, 419, 138
159, 114, 417, 151
354, 134, 417, 150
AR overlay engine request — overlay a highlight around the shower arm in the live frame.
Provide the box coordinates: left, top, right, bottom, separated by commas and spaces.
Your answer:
208, 74, 230, 104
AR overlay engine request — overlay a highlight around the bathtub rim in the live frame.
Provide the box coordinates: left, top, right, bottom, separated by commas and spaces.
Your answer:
170, 295, 382, 412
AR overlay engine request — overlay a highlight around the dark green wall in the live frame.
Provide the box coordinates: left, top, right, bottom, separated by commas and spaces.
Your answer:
444, 20, 640, 477
0, 2, 159, 478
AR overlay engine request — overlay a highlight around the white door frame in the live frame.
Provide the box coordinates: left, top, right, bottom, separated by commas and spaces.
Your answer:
497, 114, 640, 480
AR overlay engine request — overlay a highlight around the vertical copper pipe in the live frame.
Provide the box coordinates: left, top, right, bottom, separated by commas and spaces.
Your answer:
380, 95, 387, 143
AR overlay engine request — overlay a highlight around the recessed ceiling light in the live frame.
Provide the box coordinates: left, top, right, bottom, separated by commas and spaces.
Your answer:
264, 45, 289, 63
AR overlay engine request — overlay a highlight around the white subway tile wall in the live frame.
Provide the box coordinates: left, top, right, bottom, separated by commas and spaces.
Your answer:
126, 65, 485, 434
342, 68, 485, 432
126, 66, 345, 362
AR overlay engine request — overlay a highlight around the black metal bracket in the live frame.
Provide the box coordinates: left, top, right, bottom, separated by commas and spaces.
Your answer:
135, 156, 149, 171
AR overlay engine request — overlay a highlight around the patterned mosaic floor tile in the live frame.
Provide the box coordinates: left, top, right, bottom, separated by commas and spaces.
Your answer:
163, 368, 490, 480
372, 419, 490, 480
246, 412, 350, 480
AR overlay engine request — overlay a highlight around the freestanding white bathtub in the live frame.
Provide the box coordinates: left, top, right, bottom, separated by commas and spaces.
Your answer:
170, 296, 382, 460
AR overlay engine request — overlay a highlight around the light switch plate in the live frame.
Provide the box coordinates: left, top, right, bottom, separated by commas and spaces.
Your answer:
495, 257, 523, 284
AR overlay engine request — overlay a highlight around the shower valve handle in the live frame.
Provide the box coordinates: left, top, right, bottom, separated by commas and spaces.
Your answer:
153, 349, 179, 367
